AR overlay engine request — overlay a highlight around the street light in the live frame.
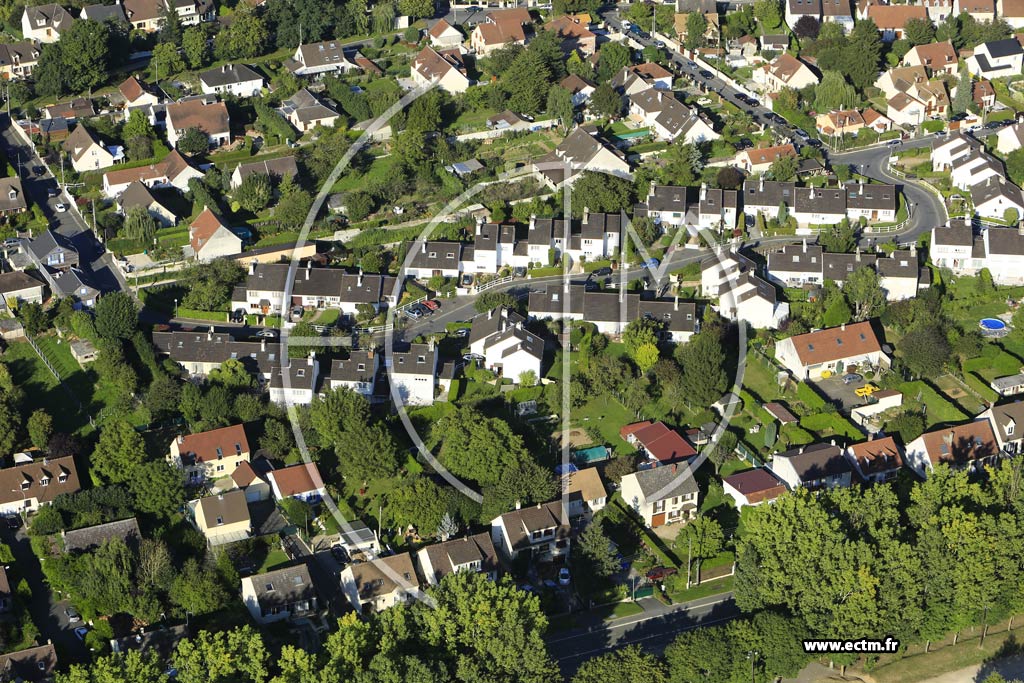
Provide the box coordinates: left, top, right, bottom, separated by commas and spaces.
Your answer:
173, 298, 178, 318
747, 650, 759, 683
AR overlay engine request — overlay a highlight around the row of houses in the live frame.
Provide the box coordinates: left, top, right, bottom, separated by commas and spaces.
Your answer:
931, 132, 1024, 220
22, 0, 214, 45
765, 241, 928, 300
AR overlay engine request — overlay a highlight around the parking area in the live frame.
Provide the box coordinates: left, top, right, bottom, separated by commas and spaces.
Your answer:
811, 375, 878, 412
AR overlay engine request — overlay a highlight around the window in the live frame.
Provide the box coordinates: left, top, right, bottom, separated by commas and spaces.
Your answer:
1009, 423, 1016, 436
39, 477, 49, 487
216, 516, 224, 525
20, 481, 29, 491
216, 447, 223, 459
265, 583, 274, 592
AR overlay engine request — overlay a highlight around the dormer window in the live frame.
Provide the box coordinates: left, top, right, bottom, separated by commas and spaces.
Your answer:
216, 447, 223, 459
216, 516, 224, 525
58, 472, 68, 483
20, 481, 29, 491
40, 476, 49, 487
1008, 423, 1015, 436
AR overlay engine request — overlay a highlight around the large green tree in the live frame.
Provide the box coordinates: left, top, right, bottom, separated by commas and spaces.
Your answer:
674, 327, 728, 407
92, 420, 147, 484
309, 387, 400, 483
843, 265, 887, 321
94, 291, 138, 341
573, 646, 666, 683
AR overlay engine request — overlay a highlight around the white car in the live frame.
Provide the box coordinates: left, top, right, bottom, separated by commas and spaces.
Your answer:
55, 203, 67, 213
558, 567, 571, 586
621, 19, 631, 29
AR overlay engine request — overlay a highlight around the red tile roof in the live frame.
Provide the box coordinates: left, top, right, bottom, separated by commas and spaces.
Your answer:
630, 421, 696, 464
723, 468, 787, 504
176, 424, 250, 464
269, 463, 325, 497
189, 206, 227, 253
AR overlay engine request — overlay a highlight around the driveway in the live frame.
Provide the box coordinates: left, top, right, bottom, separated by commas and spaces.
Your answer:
812, 375, 877, 413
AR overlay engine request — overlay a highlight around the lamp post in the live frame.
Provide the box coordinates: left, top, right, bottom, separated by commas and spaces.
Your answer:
747, 650, 759, 683
173, 298, 178, 318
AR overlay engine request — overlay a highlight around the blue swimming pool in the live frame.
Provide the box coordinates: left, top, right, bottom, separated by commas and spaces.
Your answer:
981, 318, 1007, 331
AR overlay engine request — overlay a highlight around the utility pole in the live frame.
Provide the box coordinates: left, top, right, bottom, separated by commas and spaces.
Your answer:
686, 534, 692, 589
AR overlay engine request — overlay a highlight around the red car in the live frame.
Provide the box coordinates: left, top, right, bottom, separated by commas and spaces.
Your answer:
422, 299, 440, 311
646, 566, 678, 581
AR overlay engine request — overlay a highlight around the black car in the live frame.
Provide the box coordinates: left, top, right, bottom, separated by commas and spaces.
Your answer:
806, 138, 823, 147
330, 545, 350, 564
736, 138, 753, 150
230, 308, 246, 323
986, 121, 1004, 129
699, 70, 713, 79
591, 266, 613, 277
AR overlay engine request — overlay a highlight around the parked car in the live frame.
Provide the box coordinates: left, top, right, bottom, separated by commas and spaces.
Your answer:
621, 19, 632, 29
403, 307, 423, 319
32, 166, 44, 175
933, 129, 947, 136
646, 566, 678, 581
74, 627, 89, 641
412, 303, 431, 316
55, 203, 67, 212
230, 308, 246, 323
454, 327, 470, 338
887, 139, 902, 146
462, 353, 484, 363
422, 299, 440, 311
592, 266, 613, 277
653, 40, 665, 48
460, 274, 474, 287
699, 70, 713, 79
330, 545, 350, 564
64, 607, 81, 623
643, 258, 660, 269
47, 187, 59, 198
686, 60, 697, 68
986, 121, 1004, 129
842, 373, 863, 385
256, 328, 278, 338
2, 237, 19, 248
558, 567, 571, 586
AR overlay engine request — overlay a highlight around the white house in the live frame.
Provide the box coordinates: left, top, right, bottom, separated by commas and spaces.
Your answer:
770, 443, 853, 490
241, 564, 318, 625
468, 307, 544, 383
977, 400, 1024, 454
997, 122, 1024, 155
389, 343, 437, 406
755, 54, 820, 94
0, 455, 79, 517
21, 4, 72, 43
101, 149, 202, 197
324, 349, 379, 399
564, 467, 607, 519
845, 436, 904, 483
490, 501, 570, 561
722, 468, 787, 508
416, 533, 501, 586
340, 553, 419, 614
775, 321, 888, 380
428, 19, 464, 48
904, 421, 1001, 478
63, 125, 119, 173
267, 462, 327, 503
410, 46, 471, 93
973, 177, 1024, 221
286, 40, 360, 77
188, 207, 242, 262
619, 464, 700, 529
627, 88, 719, 143
165, 99, 230, 150
532, 125, 631, 189
199, 64, 265, 98
168, 423, 253, 485
966, 38, 1024, 79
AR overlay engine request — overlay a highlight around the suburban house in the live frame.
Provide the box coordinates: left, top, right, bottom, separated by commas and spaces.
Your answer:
63, 124, 120, 173
821, 0, 854, 29
722, 468, 788, 508
468, 307, 544, 383
192, 490, 251, 546
735, 144, 798, 173
166, 423, 251, 484
902, 41, 958, 76
1000, 0, 1024, 27
0, 178, 27, 221
0, 455, 79, 517
620, 420, 697, 466
0, 271, 46, 311
62, 517, 141, 554
410, 46, 471, 93
279, 88, 339, 133
490, 501, 570, 561
267, 355, 321, 407
620, 464, 700, 528
188, 207, 242, 262
101, 149, 203, 197
28, 230, 78, 271
416, 532, 501, 585
165, 98, 231, 150
955, 0, 996, 21
974, 79, 997, 109
862, 108, 893, 133
470, 8, 531, 55
428, 19, 464, 48
267, 463, 326, 503
977, 401, 1024, 454
627, 88, 720, 143
965, 38, 1024, 78
865, 4, 928, 40
324, 350, 380, 399
199, 64, 265, 98
992, 371, 1024, 397
389, 342, 438, 406
229, 156, 299, 189
230, 462, 271, 502
564, 467, 607, 518
971, 176, 1024, 221
533, 125, 631, 188
755, 54, 820, 93
0, 40, 40, 80
905, 420, 1001, 477
44, 97, 94, 121
241, 563, 318, 625
996, 122, 1024, 155
0, 644, 58, 682
118, 181, 177, 227
560, 73, 596, 106
702, 251, 790, 329
340, 552, 419, 614
775, 321, 888, 380
286, 40, 361, 77
815, 109, 865, 137
771, 443, 854, 490
786, 0, 821, 26
52, 268, 100, 309
21, 4, 73, 42
612, 63, 674, 92
845, 436, 904, 483
230, 262, 399, 316
118, 76, 160, 110
544, 14, 596, 55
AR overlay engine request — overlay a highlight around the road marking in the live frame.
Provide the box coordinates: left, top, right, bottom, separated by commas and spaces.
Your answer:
546, 595, 734, 644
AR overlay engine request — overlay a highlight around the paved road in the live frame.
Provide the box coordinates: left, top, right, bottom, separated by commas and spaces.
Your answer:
547, 593, 741, 677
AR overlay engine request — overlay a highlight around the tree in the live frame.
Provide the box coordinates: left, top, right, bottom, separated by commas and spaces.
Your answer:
144, 373, 181, 421
843, 266, 886, 321
715, 166, 744, 190
274, 179, 313, 227
675, 516, 724, 584
903, 17, 935, 46
819, 217, 857, 252
845, 19, 883, 91
309, 388, 399, 483
169, 558, 228, 617
213, 4, 268, 60
437, 512, 458, 541
899, 324, 952, 377
952, 68, 972, 116
590, 82, 623, 119
547, 84, 574, 135
234, 173, 273, 213
94, 292, 138, 340
28, 410, 54, 450
502, 51, 553, 115
127, 136, 153, 162
174, 627, 269, 683
387, 477, 450, 535
58, 649, 166, 683
768, 154, 798, 181
674, 328, 728, 407
92, 420, 147, 484
151, 42, 185, 80
34, 20, 116, 97
662, 141, 704, 186
623, 317, 662, 358
822, 293, 852, 327
372, 0, 395, 34
177, 127, 210, 156
684, 12, 708, 51
574, 645, 666, 683
814, 71, 858, 113
182, 26, 210, 69
406, 91, 442, 132
666, 625, 740, 683
392, 129, 429, 172
1007, 147, 1024, 188
399, 0, 433, 19
436, 407, 533, 487
886, 411, 925, 442
793, 15, 820, 39
180, 259, 245, 311
120, 206, 158, 243
573, 519, 620, 593
123, 110, 156, 142
19, 301, 48, 335
596, 41, 631, 82
753, 0, 782, 29
708, 430, 738, 473
129, 460, 185, 518
569, 172, 634, 215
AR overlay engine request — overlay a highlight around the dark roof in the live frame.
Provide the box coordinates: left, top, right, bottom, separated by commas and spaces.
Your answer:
200, 63, 263, 88
933, 220, 974, 246
420, 532, 500, 583
821, 251, 876, 282
775, 442, 851, 480
986, 227, 1024, 256
795, 186, 845, 216
196, 489, 250, 527
0, 270, 44, 295
391, 343, 436, 376
767, 243, 823, 274
28, 229, 77, 262
0, 644, 57, 682
985, 38, 1024, 58
326, 350, 378, 384
644, 184, 690, 213
628, 463, 700, 500
496, 501, 570, 551
62, 517, 140, 554
723, 468, 787, 502
247, 562, 317, 610
846, 182, 897, 211
53, 268, 100, 300
876, 249, 918, 278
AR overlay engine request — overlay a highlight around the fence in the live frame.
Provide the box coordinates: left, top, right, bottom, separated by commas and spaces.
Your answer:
24, 334, 91, 425
475, 274, 515, 293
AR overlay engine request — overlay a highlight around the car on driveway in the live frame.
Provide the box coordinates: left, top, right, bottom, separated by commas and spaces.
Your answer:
74, 627, 89, 641
403, 307, 423, 320
986, 121, 1004, 129
422, 299, 440, 311
646, 566, 678, 581
842, 373, 863, 385
47, 187, 59, 198
454, 327, 470, 338
55, 203, 67, 212
591, 266, 613, 277
558, 568, 571, 586
463, 353, 484, 363
330, 545, 349, 565
2, 237, 19, 248
64, 607, 81, 623
230, 308, 246, 323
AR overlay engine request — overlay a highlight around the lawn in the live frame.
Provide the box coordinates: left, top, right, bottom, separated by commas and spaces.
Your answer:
330, 154, 400, 194
1, 341, 81, 434
896, 380, 968, 428
600, 601, 644, 620
667, 575, 734, 603
257, 547, 291, 573
569, 395, 636, 454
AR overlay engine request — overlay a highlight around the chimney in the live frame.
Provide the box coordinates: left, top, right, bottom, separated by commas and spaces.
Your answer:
249, 260, 256, 275
207, 328, 213, 342
177, 434, 184, 444
674, 294, 679, 311
305, 260, 311, 280
367, 349, 374, 359
700, 182, 707, 201
855, 246, 861, 261
672, 462, 677, 473
222, 65, 228, 72
1018, 219, 1024, 237
515, 500, 521, 510
358, 268, 363, 287
758, 175, 764, 192
802, 238, 807, 253
308, 351, 316, 366
421, 242, 426, 253
488, 308, 494, 319
799, 446, 805, 454
910, 242, 917, 257
583, 206, 589, 223
261, 337, 267, 352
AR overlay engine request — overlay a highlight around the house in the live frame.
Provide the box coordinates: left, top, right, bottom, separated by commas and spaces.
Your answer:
620, 420, 697, 465
267, 462, 326, 503
771, 442, 853, 490
21, 4, 72, 43
192, 489, 251, 545
0, 177, 27, 220
876, 65, 950, 123
765, 402, 799, 424
486, 109, 533, 132
628, 88, 720, 143
229, 156, 299, 190
118, 181, 177, 227
1000, 0, 1024, 27
544, 14, 596, 55
0, 40, 40, 80
44, 98, 94, 125
470, 8, 530, 55
614, 63, 674, 92
722, 468, 787, 508
637, 183, 692, 227
0, 271, 46, 311
338, 520, 378, 555
81, 2, 128, 23
123, 0, 164, 31
230, 461, 270, 502
0, 566, 10, 613
775, 320, 888, 380
169, 0, 216, 25
972, 177, 1024, 221
0, 455, 79, 517
675, 11, 720, 48
564, 466, 607, 518
997, 122, 1024, 154
821, 0, 854, 30
698, 184, 739, 232
0, 643, 57, 682
846, 181, 898, 222
702, 251, 790, 329
956, 0, 996, 20
974, 79, 997, 109
404, 240, 464, 279
736, 144, 798, 174
428, 18, 464, 48
560, 74, 596, 106
285, 40, 360, 77
756, 54, 819, 94
992, 371, 1024, 397
416, 533, 501, 585
267, 356, 320, 406
865, 4, 928, 41
230, 262, 399, 315
490, 500, 570, 560
118, 76, 160, 110
532, 125, 631, 188
167, 423, 251, 484
527, 285, 698, 341
390, 342, 438, 406
241, 563, 318, 625
188, 207, 242, 262
886, 92, 925, 127
28, 230, 78, 270
199, 64, 264, 98
279, 88, 339, 133
761, 34, 789, 51
815, 109, 865, 137
410, 46, 471, 93
877, 247, 923, 300
620, 464, 700, 528
62, 517, 141, 554
69, 339, 98, 365
101, 149, 202, 197
786, 0, 821, 26
905, 420, 1001, 477
902, 41, 958, 76
468, 307, 544, 383
165, 98, 231, 150
340, 552, 419, 614
52, 268, 100, 309
862, 107, 893, 133
966, 39, 1024, 79
845, 436, 903, 483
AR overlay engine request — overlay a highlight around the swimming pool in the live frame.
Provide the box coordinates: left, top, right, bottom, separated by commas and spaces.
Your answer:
981, 318, 1007, 331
